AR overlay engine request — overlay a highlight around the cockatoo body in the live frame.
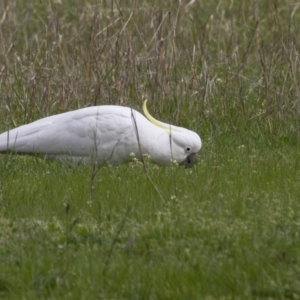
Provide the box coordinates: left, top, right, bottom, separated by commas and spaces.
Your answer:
0, 101, 201, 167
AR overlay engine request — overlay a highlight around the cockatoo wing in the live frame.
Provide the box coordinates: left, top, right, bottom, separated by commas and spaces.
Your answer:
0, 106, 142, 164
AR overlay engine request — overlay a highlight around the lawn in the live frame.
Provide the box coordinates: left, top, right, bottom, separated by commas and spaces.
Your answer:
1, 0, 300, 299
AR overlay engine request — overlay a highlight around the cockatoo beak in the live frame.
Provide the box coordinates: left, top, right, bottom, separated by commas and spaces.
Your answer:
180, 153, 198, 168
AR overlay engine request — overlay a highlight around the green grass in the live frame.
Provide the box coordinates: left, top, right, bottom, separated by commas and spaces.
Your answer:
1, 0, 300, 298
1, 134, 299, 299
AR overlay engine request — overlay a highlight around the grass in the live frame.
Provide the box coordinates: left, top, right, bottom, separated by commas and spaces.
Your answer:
1, 0, 300, 298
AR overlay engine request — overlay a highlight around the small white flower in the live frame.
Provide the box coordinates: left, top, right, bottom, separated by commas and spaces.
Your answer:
170, 159, 178, 166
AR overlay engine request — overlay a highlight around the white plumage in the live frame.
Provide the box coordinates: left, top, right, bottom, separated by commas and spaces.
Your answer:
0, 101, 201, 167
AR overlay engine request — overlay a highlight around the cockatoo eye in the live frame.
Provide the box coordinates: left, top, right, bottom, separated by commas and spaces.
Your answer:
185, 146, 191, 153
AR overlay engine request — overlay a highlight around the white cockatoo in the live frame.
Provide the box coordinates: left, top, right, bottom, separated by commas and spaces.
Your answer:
0, 101, 201, 167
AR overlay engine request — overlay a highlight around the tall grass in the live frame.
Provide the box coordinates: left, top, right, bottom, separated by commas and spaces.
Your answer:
1, 0, 300, 298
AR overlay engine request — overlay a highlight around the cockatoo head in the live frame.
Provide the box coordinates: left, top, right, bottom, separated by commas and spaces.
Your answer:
143, 101, 202, 167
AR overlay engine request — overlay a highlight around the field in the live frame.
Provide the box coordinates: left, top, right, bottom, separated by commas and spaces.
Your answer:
1, 0, 300, 298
